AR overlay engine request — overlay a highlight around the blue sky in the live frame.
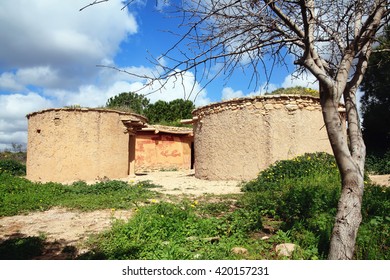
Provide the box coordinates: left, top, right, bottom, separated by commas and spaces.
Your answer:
0, 0, 318, 150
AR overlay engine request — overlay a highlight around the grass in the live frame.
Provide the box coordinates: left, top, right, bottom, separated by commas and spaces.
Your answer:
80, 201, 268, 260
1, 152, 389, 260
0, 173, 159, 216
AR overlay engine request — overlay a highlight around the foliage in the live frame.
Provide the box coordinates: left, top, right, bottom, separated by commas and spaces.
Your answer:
356, 184, 390, 259
365, 150, 390, 175
0, 159, 26, 176
267, 86, 319, 97
0, 173, 158, 216
144, 99, 195, 125
240, 152, 389, 259
360, 26, 390, 153
106, 92, 150, 115
106, 93, 195, 126
80, 201, 262, 260
0, 151, 27, 165
242, 153, 339, 192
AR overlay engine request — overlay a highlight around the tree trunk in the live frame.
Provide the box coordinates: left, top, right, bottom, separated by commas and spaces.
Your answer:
328, 171, 364, 259
319, 85, 365, 259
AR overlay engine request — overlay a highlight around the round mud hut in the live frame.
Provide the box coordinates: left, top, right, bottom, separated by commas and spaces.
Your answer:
191, 94, 345, 181
26, 108, 147, 183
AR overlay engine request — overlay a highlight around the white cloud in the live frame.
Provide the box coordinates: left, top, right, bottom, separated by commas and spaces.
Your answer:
281, 73, 319, 90
0, 0, 214, 149
0, 72, 25, 91
221, 82, 278, 101
0, 0, 138, 90
0, 92, 54, 148
221, 87, 245, 100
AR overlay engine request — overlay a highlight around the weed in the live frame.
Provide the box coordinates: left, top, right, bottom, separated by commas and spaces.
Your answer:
240, 152, 389, 259
0, 173, 159, 216
82, 201, 263, 260
0, 159, 26, 176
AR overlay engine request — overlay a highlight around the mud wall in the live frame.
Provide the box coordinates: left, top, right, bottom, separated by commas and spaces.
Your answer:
135, 133, 192, 172
26, 108, 145, 183
192, 95, 343, 181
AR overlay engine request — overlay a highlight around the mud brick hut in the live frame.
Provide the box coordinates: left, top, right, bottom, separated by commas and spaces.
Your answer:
135, 125, 194, 172
188, 94, 345, 181
26, 108, 147, 182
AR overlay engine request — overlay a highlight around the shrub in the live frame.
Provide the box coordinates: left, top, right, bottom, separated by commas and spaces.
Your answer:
0, 159, 26, 176
365, 150, 390, 175
240, 152, 389, 259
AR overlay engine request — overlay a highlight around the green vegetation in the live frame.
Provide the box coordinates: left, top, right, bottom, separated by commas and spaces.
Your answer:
106, 92, 195, 126
0, 173, 158, 216
241, 152, 389, 259
365, 150, 390, 175
106, 92, 150, 115
267, 86, 319, 97
1, 152, 388, 260
81, 201, 263, 260
0, 159, 26, 176
144, 99, 195, 125
0, 150, 26, 165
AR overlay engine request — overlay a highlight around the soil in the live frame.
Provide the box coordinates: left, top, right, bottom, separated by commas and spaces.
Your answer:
1, 171, 388, 259
0, 170, 241, 259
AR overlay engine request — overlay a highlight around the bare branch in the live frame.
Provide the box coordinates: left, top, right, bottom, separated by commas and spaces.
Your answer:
79, 0, 109, 12
79, 0, 135, 12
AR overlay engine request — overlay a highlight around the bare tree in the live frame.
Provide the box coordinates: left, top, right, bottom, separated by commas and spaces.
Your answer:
82, 0, 389, 259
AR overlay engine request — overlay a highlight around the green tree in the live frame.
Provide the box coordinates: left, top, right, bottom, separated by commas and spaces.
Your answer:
166, 99, 195, 121
144, 100, 170, 124
360, 27, 390, 153
145, 99, 195, 125
106, 92, 150, 115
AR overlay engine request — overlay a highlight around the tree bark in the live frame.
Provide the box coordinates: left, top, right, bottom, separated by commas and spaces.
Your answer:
320, 84, 365, 259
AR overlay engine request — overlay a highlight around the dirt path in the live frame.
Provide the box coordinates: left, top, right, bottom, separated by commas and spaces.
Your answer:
1, 171, 388, 259
369, 174, 390, 187
131, 170, 242, 195
0, 171, 242, 259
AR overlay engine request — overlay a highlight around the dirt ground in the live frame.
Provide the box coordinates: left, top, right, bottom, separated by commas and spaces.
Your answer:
0, 170, 242, 259
0, 171, 388, 259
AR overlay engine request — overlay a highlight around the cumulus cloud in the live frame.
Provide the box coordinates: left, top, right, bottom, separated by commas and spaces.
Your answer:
0, 92, 54, 148
221, 82, 278, 101
281, 73, 319, 90
78, 70, 210, 108
0, 0, 138, 90
0, 0, 140, 149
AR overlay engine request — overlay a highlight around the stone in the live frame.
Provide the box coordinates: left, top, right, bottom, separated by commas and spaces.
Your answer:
264, 104, 274, 110
285, 104, 299, 111
261, 236, 270, 240
273, 104, 283, 109
203, 236, 220, 243
254, 102, 264, 109
231, 247, 249, 255
275, 243, 297, 257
